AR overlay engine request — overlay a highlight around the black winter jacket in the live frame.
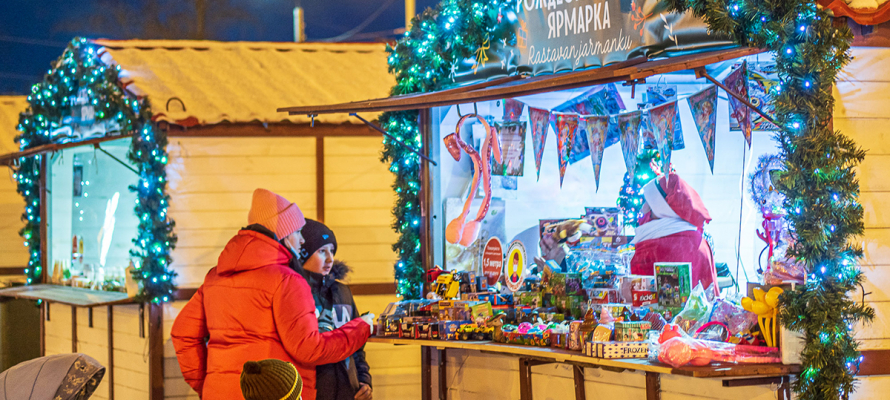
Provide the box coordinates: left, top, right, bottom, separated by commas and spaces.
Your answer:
301, 260, 371, 400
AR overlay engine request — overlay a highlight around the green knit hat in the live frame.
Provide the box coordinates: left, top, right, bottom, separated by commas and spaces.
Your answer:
240, 359, 303, 400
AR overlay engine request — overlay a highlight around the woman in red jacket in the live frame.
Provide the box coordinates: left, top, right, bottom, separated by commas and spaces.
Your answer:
171, 189, 373, 400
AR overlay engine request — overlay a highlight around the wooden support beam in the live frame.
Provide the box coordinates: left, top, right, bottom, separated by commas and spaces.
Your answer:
148, 303, 164, 400
88, 307, 93, 328
163, 122, 380, 138
39, 302, 45, 356
421, 347, 432, 400
316, 136, 325, 223
438, 348, 447, 400
519, 358, 533, 400
108, 305, 114, 400
39, 156, 47, 282
139, 303, 145, 339
71, 306, 77, 353
573, 365, 586, 400
646, 372, 661, 400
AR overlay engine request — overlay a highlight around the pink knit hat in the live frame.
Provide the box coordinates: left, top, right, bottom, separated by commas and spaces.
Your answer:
248, 189, 306, 240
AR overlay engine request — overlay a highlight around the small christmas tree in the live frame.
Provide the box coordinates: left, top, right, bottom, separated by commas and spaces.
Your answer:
617, 150, 660, 228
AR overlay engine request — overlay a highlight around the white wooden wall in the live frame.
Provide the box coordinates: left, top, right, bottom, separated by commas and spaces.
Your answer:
43, 303, 150, 399
162, 135, 415, 399
835, 46, 890, 397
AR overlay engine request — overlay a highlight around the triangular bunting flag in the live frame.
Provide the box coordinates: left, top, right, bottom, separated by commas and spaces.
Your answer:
723, 61, 752, 146
554, 113, 579, 187
647, 101, 677, 176
617, 111, 642, 175
687, 85, 718, 173
582, 115, 609, 191
528, 107, 551, 181
504, 98, 525, 122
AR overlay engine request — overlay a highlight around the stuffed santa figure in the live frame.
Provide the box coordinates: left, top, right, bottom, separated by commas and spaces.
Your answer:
631, 172, 719, 295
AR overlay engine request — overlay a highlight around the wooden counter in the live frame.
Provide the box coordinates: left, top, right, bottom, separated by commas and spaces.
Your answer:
369, 337, 799, 400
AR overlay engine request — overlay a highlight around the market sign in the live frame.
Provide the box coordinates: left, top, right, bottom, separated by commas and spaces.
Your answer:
481, 237, 504, 286
452, 0, 731, 83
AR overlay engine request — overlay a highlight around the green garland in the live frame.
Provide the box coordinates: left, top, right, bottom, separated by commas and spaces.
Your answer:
617, 150, 660, 228
661, 1, 875, 397
15, 38, 177, 303
384, 2, 872, 397
381, 0, 515, 299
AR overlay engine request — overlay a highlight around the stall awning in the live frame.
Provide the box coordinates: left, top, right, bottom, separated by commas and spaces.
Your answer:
278, 47, 763, 117
0, 134, 133, 167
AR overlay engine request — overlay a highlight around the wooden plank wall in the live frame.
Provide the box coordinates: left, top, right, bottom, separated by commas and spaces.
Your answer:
0, 165, 27, 282
44, 303, 150, 399
161, 134, 419, 399
835, 47, 890, 396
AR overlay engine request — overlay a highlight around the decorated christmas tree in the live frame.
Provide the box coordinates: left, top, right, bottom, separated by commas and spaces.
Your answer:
617, 150, 660, 228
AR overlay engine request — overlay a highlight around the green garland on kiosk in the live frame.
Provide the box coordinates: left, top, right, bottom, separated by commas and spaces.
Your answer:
617, 150, 660, 228
14, 38, 177, 303
381, 0, 515, 299
661, 1, 875, 397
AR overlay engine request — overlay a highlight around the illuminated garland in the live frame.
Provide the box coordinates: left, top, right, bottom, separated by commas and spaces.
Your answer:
616, 150, 660, 228
663, 1, 873, 398
381, 0, 515, 299
15, 38, 177, 303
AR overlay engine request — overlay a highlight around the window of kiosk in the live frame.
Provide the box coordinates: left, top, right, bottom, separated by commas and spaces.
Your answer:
46, 138, 139, 291
429, 59, 778, 292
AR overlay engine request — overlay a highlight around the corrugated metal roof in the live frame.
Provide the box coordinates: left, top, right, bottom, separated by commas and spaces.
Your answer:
93, 40, 395, 126
0, 96, 26, 155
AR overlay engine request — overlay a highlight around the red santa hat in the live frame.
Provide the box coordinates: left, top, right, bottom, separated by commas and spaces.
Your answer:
641, 172, 711, 228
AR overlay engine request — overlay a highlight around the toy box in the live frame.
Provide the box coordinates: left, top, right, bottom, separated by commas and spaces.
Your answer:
438, 320, 471, 340
499, 330, 551, 347
585, 341, 649, 359
587, 288, 618, 305
517, 291, 543, 308
655, 262, 692, 308
614, 321, 652, 342
618, 275, 656, 304
468, 301, 493, 321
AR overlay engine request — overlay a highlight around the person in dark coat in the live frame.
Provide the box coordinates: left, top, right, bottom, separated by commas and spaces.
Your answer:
299, 219, 372, 400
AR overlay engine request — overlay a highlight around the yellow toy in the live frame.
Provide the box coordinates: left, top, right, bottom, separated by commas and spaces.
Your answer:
741, 286, 784, 347
433, 273, 460, 299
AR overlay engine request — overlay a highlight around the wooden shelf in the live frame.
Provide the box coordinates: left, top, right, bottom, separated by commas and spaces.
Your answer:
0, 284, 135, 307
368, 337, 800, 378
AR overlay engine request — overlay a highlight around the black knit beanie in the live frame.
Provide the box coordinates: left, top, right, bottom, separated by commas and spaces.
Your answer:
298, 219, 337, 262
240, 359, 303, 400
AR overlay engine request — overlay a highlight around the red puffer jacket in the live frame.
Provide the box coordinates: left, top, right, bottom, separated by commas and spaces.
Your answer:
171, 229, 370, 400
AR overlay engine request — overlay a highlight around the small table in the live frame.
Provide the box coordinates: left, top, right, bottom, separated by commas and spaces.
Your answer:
368, 337, 799, 400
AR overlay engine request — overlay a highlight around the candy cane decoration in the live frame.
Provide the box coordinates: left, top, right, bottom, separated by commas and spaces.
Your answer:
443, 114, 502, 246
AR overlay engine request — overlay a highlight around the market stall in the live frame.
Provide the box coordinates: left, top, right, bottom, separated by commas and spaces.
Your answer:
0, 38, 398, 400
278, 0, 877, 398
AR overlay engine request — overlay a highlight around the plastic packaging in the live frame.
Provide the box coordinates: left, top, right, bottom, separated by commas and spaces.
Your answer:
709, 298, 757, 335
672, 283, 712, 333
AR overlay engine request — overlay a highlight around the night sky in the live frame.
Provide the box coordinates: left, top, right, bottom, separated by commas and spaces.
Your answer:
0, 0, 438, 94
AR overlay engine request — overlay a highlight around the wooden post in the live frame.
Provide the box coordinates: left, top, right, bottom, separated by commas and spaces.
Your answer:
148, 303, 164, 400
646, 372, 661, 400
39, 155, 48, 284
519, 358, 533, 400
419, 109, 434, 295
315, 136, 325, 222
39, 302, 46, 356
573, 365, 586, 400
107, 305, 114, 400
71, 306, 77, 353
88, 307, 93, 328
421, 346, 432, 400
438, 348, 447, 400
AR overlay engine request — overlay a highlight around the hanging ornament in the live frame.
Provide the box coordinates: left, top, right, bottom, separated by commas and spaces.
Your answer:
582, 115, 609, 191
528, 107, 551, 181
443, 114, 502, 246
687, 85, 718, 173
553, 113, 579, 187
723, 61, 752, 147
617, 111, 642, 175
646, 101, 677, 176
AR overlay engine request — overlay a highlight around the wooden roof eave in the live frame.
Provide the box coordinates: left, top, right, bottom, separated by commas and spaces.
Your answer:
278, 47, 764, 117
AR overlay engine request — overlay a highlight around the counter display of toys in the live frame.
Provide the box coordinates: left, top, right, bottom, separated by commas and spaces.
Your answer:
376, 208, 798, 368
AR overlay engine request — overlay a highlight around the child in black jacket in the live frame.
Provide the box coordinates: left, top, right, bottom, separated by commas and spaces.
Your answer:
299, 220, 372, 400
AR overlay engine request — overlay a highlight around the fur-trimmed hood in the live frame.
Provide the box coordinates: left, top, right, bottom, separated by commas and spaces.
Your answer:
330, 260, 350, 281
